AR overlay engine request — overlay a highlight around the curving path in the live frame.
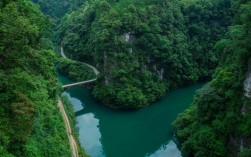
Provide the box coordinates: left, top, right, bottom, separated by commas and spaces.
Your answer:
61, 47, 100, 75
61, 47, 99, 89
58, 100, 79, 157
58, 47, 100, 156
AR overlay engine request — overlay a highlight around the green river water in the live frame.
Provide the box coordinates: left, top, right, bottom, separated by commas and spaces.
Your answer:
58, 73, 204, 157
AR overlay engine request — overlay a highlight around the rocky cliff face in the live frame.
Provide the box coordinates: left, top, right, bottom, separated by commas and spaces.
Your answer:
244, 59, 251, 98
239, 59, 251, 153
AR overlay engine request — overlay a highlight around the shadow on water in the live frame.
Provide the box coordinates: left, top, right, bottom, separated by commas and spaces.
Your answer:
58, 72, 204, 157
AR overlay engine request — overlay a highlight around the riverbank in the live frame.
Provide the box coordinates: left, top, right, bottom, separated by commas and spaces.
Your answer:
60, 96, 90, 157
57, 99, 79, 157
58, 71, 204, 157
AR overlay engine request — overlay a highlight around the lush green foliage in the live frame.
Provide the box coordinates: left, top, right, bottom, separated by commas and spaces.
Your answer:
57, 0, 234, 108
57, 58, 96, 82
174, 0, 251, 156
0, 1, 71, 156
4, 0, 250, 156
32, 0, 85, 19
61, 96, 90, 157
181, 0, 234, 79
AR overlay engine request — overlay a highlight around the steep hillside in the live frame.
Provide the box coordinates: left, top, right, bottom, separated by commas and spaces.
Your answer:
174, 0, 251, 156
0, 1, 71, 156
58, 0, 234, 109
32, 0, 85, 19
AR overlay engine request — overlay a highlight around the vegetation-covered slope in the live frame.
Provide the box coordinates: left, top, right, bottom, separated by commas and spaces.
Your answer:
4, 0, 250, 156
57, 58, 96, 82
0, 1, 71, 156
32, 0, 85, 19
58, 0, 234, 109
174, 0, 251, 156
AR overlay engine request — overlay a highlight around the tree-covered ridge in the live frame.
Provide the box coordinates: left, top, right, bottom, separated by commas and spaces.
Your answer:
181, 0, 234, 79
174, 0, 251, 156
58, 0, 234, 109
0, 0, 71, 156
32, 0, 85, 19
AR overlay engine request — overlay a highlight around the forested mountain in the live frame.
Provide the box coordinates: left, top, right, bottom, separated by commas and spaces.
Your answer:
174, 0, 251, 156
55, 0, 251, 155
32, 0, 85, 19
58, 0, 234, 109
0, 1, 71, 156
2, 0, 251, 156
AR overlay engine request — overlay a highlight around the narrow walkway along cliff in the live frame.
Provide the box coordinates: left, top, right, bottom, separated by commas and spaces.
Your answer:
58, 46, 101, 156
58, 100, 79, 157
60, 46, 100, 89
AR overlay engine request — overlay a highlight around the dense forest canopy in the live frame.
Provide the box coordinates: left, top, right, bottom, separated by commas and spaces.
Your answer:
174, 0, 251, 156
54, 0, 251, 155
57, 0, 234, 108
0, 0, 71, 156
32, 0, 85, 19
1, 0, 251, 156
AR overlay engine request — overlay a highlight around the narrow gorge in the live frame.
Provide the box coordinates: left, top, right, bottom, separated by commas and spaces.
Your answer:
1, 0, 251, 156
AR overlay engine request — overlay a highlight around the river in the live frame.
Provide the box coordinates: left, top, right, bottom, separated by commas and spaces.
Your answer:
58, 73, 203, 157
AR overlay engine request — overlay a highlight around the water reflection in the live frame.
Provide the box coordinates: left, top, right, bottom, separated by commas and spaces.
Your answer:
63, 90, 105, 157
63, 85, 197, 157
58, 73, 203, 157
76, 113, 105, 157
147, 140, 182, 157
63, 93, 83, 112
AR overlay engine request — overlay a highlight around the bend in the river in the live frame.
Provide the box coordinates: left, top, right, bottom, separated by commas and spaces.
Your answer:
58, 46, 204, 157
58, 72, 204, 157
